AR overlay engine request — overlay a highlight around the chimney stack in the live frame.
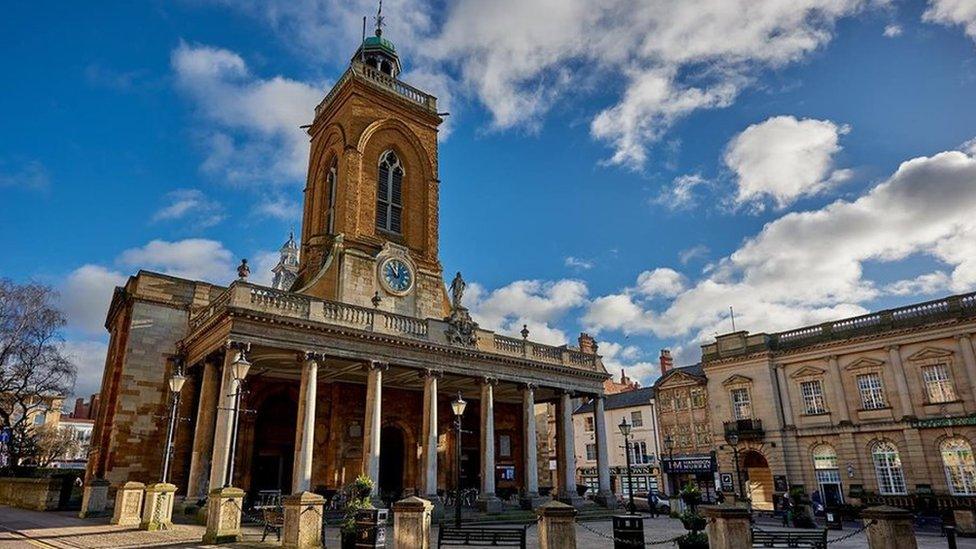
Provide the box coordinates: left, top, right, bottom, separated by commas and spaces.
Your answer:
578, 333, 598, 355
659, 348, 674, 374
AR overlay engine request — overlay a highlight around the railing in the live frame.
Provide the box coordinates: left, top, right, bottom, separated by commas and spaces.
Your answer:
568, 351, 596, 369
493, 334, 524, 355
250, 287, 310, 317
314, 62, 438, 117
532, 344, 563, 363
321, 300, 373, 329
723, 419, 765, 441
383, 312, 428, 338
188, 288, 231, 332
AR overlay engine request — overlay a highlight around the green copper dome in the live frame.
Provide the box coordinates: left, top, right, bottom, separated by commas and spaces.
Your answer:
363, 35, 396, 55
353, 30, 402, 77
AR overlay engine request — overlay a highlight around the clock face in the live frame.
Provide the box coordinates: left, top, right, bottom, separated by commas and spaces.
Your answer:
381, 258, 413, 294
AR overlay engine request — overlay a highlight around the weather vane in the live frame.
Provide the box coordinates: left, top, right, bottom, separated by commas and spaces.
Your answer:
374, 0, 385, 36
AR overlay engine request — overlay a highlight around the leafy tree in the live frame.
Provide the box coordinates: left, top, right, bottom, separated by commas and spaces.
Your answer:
0, 279, 76, 468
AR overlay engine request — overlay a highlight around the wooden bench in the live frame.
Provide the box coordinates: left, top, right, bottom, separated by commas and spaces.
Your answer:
752, 528, 827, 548
438, 526, 527, 548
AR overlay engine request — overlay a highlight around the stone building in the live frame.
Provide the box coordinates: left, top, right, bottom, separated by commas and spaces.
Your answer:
573, 386, 661, 503
702, 292, 976, 512
85, 22, 614, 513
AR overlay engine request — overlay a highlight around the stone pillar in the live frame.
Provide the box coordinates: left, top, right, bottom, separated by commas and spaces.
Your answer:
282, 491, 325, 549
110, 481, 145, 526
393, 496, 433, 549
419, 369, 440, 499
79, 478, 110, 518
520, 384, 544, 510
888, 346, 916, 419
862, 506, 917, 549
362, 361, 386, 497
187, 358, 219, 500
140, 482, 177, 530
478, 377, 502, 512
203, 486, 244, 544
555, 391, 583, 506
537, 500, 577, 549
956, 334, 976, 409
775, 365, 795, 428
209, 350, 241, 490
703, 505, 752, 549
592, 396, 616, 509
827, 355, 851, 423
292, 353, 319, 493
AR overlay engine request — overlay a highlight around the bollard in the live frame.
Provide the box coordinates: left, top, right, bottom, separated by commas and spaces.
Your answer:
110, 481, 145, 526
202, 486, 245, 544
393, 496, 433, 549
140, 482, 177, 530
861, 506, 917, 549
282, 491, 325, 549
947, 525, 958, 549
79, 478, 110, 518
701, 504, 751, 549
537, 500, 578, 549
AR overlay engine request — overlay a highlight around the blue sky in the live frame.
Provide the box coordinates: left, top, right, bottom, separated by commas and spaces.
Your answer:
2, 0, 976, 398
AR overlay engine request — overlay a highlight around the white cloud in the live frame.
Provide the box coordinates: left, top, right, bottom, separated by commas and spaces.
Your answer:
61, 340, 108, 399
585, 144, 976, 345
679, 245, 710, 265
883, 24, 903, 37
250, 250, 281, 287
924, 0, 976, 41
254, 195, 302, 221
61, 265, 127, 335
725, 116, 851, 209
153, 189, 224, 227
884, 271, 952, 296
599, 341, 659, 386
0, 159, 49, 191
656, 173, 710, 209
171, 42, 324, 184
635, 268, 686, 298
466, 279, 588, 345
564, 256, 594, 270
117, 239, 236, 282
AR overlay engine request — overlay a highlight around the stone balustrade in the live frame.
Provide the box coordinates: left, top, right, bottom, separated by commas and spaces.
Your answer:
315, 61, 437, 118
188, 281, 601, 372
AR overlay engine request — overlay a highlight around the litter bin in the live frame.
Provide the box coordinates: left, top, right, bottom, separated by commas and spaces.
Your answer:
612, 514, 644, 548
356, 508, 388, 548
824, 507, 843, 530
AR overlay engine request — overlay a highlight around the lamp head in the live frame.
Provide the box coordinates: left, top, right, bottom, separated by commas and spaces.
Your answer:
231, 352, 251, 381
169, 371, 186, 394
451, 391, 467, 417
618, 417, 631, 437
726, 432, 740, 446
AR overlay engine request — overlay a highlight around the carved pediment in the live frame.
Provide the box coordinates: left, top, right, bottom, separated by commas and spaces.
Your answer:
845, 357, 885, 371
907, 347, 953, 362
658, 371, 702, 389
722, 374, 753, 387
790, 365, 826, 379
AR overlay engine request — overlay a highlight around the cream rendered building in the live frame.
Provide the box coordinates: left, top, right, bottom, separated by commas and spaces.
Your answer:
702, 292, 976, 512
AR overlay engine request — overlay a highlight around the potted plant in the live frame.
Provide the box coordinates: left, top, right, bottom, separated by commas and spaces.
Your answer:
340, 475, 375, 549
674, 483, 708, 549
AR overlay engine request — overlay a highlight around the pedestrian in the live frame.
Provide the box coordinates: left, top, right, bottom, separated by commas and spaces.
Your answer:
716, 491, 725, 504
647, 490, 659, 518
782, 494, 793, 527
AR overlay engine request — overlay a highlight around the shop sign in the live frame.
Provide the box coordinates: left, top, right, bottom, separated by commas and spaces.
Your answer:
579, 465, 658, 476
661, 453, 716, 474
720, 473, 734, 492
911, 414, 976, 429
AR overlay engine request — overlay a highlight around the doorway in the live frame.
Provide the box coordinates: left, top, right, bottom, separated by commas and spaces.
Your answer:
379, 425, 405, 500
742, 450, 774, 511
249, 393, 296, 498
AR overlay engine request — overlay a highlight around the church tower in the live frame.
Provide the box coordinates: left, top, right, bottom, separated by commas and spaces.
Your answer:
271, 232, 300, 290
294, 10, 448, 319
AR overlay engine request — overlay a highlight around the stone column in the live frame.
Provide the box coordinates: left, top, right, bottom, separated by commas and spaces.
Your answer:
478, 377, 502, 512
110, 481, 145, 526
555, 391, 582, 506
827, 355, 851, 423
79, 478, 110, 518
292, 353, 319, 494
520, 384, 543, 510
537, 501, 578, 549
592, 396, 616, 509
703, 505, 752, 549
956, 334, 976, 409
140, 482, 177, 530
362, 361, 386, 497
203, 486, 244, 544
419, 369, 440, 499
775, 365, 795, 428
209, 350, 241, 490
187, 358, 220, 499
282, 491, 325, 549
862, 505, 917, 549
393, 496, 433, 549
888, 346, 916, 419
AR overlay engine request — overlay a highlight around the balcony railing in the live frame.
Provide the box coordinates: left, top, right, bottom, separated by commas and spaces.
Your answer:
188, 281, 599, 373
315, 61, 438, 117
723, 419, 765, 441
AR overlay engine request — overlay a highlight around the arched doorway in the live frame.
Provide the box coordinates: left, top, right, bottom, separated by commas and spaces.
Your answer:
741, 450, 774, 511
379, 425, 405, 501
249, 393, 297, 499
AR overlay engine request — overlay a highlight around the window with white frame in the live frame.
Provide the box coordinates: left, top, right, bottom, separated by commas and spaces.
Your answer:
857, 373, 887, 410
941, 438, 976, 495
630, 441, 650, 464
620, 475, 651, 496
813, 444, 843, 501
922, 364, 957, 403
800, 379, 827, 414
872, 441, 907, 495
586, 443, 597, 461
730, 388, 752, 420
631, 411, 643, 427
584, 416, 594, 432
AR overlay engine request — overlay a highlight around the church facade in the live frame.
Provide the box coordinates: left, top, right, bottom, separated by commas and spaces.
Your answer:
85, 26, 613, 511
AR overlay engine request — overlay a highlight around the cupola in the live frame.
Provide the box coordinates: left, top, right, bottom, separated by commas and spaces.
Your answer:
352, 1, 402, 78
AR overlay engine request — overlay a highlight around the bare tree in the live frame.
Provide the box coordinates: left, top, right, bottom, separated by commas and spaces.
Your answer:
33, 424, 81, 468
0, 279, 76, 468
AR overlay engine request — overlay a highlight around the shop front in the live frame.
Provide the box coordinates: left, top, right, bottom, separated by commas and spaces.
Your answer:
662, 452, 718, 501
579, 465, 660, 498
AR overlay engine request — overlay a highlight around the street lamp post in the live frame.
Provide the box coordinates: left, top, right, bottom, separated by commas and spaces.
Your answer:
451, 392, 467, 529
664, 434, 675, 497
225, 351, 251, 488
160, 366, 186, 484
725, 432, 743, 499
618, 418, 636, 514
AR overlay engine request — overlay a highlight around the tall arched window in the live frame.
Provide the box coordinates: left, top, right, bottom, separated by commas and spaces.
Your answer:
871, 441, 907, 495
812, 444, 844, 505
376, 150, 403, 234
324, 159, 338, 234
941, 438, 976, 495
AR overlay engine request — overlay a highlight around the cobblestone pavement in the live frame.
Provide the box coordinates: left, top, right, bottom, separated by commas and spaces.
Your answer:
2, 506, 975, 548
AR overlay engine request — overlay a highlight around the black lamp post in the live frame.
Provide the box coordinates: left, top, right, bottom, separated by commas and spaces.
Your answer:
664, 434, 675, 496
451, 391, 467, 528
618, 418, 636, 514
725, 431, 743, 499
160, 367, 186, 484
225, 351, 251, 487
